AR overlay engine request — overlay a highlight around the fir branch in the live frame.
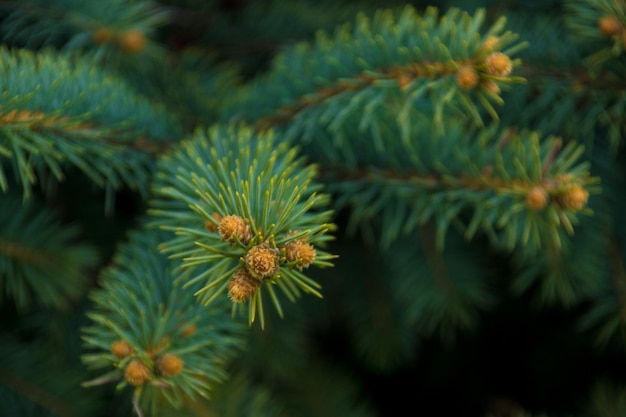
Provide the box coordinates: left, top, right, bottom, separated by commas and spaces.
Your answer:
320, 120, 597, 251
0, 336, 102, 417
223, 5, 526, 142
0, 0, 167, 55
385, 225, 496, 343
577, 230, 626, 348
0, 47, 181, 199
0, 192, 99, 311
81, 225, 247, 415
565, 0, 626, 68
149, 124, 336, 328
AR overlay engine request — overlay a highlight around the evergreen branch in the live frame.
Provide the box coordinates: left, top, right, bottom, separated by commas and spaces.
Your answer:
321, 122, 597, 251
565, 0, 626, 68
0, 0, 168, 56
0, 192, 99, 311
510, 204, 610, 308
577, 229, 626, 348
223, 5, 526, 143
149, 124, 336, 327
81, 224, 247, 415
0, 47, 181, 199
0, 336, 102, 417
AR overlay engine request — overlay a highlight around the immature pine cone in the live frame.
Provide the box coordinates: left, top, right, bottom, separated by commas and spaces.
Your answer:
456, 67, 479, 90
526, 186, 549, 211
118, 30, 146, 53
245, 244, 280, 279
598, 16, 623, 38
111, 340, 134, 359
480, 36, 500, 51
124, 359, 151, 386
284, 240, 316, 270
92, 28, 114, 45
218, 215, 253, 244
228, 268, 262, 302
157, 354, 184, 377
557, 186, 589, 211
180, 323, 197, 337
484, 52, 512, 77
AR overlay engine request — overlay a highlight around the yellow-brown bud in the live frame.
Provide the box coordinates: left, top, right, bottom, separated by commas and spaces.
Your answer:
118, 30, 147, 53
456, 66, 479, 90
396, 73, 413, 90
557, 186, 589, 211
218, 215, 253, 245
526, 186, 549, 211
180, 323, 197, 337
284, 240, 316, 270
111, 340, 134, 359
480, 36, 500, 52
92, 28, 114, 45
157, 354, 184, 377
124, 359, 151, 386
484, 52, 513, 77
245, 244, 280, 279
598, 16, 623, 38
228, 269, 262, 303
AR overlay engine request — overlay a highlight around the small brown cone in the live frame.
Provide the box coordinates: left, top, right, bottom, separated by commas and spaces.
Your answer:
111, 340, 134, 359
557, 186, 589, 211
456, 67, 479, 90
284, 240, 316, 270
484, 52, 513, 77
480, 36, 500, 52
598, 16, 623, 38
396, 73, 413, 90
526, 186, 549, 211
245, 244, 280, 279
228, 269, 262, 303
92, 28, 114, 45
218, 215, 253, 245
180, 323, 197, 337
118, 30, 147, 53
124, 359, 151, 386
157, 354, 184, 377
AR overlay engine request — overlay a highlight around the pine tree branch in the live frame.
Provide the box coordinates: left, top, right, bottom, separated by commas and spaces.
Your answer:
223, 5, 527, 143
149, 124, 336, 327
0, 192, 99, 311
0, 47, 181, 199
81, 224, 247, 414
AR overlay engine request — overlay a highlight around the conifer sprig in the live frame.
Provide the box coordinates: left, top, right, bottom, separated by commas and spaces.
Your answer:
0, 192, 99, 311
0, 0, 167, 55
0, 47, 180, 199
566, 0, 626, 67
81, 226, 246, 415
149, 124, 336, 328
320, 122, 597, 251
223, 5, 526, 143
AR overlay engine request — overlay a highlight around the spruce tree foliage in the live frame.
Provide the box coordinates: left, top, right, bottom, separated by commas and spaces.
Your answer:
1, 0, 626, 416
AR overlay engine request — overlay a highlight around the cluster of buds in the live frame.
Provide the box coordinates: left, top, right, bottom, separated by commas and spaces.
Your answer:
597, 15, 625, 43
109, 339, 185, 386
525, 182, 589, 212
218, 215, 318, 303
92, 28, 147, 53
455, 36, 513, 95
